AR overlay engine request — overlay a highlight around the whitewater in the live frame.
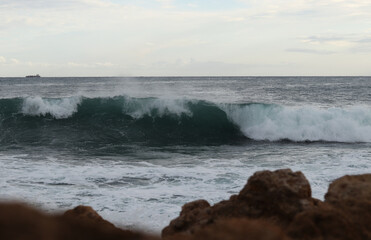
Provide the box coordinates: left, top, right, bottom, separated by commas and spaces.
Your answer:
0, 76, 370, 232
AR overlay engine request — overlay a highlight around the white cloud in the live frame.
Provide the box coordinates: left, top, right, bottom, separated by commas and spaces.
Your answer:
286, 48, 336, 55
187, 3, 198, 8
0, 0, 115, 9
10, 58, 20, 64
95, 62, 116, 67
0, 56, 21, 65
156, 0, 174, 9
299, 33, 371, 51
238, 0, 371, 17
67, 62, 116, 68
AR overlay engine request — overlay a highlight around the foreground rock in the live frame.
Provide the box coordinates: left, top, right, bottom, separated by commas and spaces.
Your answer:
285, 174, 371, 240
0, 169, 370, 240
163, 169, 319, 237
168, 219, 288, 240
163, 169, 371, 240
325, 174, 371, 239
0, 204, 158, 240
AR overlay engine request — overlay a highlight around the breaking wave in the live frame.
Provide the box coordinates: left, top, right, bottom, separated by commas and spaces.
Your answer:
0, 96, 371, 149
223, 103, 371, 142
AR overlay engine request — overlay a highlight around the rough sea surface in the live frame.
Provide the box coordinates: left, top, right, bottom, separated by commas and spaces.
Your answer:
0, 76, 370, 232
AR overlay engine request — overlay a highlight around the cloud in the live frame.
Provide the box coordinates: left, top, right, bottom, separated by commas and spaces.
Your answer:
286, 48, 335, 55
156, 0, 174, 9
10, 58, 20, 64
0, 0, 115, 9
350, 45, 371, 53
95, 62, 116, 67
67, 62, 116, 68
237, 0, 371, 18
0, 56, 21, 65
356, 38, 371, 43
0, 0, 129, 33
1, 56, 115, 69
299, 33, 371, 51
187, 3, 198, 8
133, 58, 294, 76
301, 35, 350, 44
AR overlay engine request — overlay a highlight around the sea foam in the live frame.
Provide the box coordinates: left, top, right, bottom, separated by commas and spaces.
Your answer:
122, 97, 193, 119
22, 96, 82, 119
223, 104, 371, 142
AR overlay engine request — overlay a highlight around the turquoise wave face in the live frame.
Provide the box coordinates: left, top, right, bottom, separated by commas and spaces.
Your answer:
1, 95, 371, 151
0, 96, 245, 150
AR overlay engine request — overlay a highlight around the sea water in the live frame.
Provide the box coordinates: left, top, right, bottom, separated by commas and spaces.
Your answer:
0, 77, 370, 232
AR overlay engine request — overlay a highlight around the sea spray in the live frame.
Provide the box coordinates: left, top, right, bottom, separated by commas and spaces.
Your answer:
122, 97, 193, 119
21, 96, 82, 119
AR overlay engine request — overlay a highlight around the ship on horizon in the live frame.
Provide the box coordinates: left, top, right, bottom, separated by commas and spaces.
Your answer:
25, 74, 41, 78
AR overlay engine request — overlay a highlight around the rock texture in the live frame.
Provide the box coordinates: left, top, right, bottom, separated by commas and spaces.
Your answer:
285, 174, 371, 240
324, 174, 371, 239
168, 219, 288, 240
286, 205, 362, 240
163, 169, 319, 237
163, 170, 371, 240
0, 169, 370, 240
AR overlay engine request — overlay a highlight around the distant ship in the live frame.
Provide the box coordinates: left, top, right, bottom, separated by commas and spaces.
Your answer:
25, 74, 41, 78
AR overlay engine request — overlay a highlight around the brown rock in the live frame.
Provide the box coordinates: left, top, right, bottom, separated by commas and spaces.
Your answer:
325, 174, 371, 204
58, 205, 149, 240
214, 169, 316, 223
0, 203, 158, 240
240, 169, 311, 199
62, 205, 116, 228
286, 204, 362, 240
194, 218, 288, 240
162, 169, 317, 238
284, 173, 371, 240
167, 218, 288, 240
0, 203, 58, 240
325, 174, 371, 240
162, 200, 211, 236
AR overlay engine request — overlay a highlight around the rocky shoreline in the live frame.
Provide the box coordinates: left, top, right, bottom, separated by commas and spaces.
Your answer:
0, 169, 370, 240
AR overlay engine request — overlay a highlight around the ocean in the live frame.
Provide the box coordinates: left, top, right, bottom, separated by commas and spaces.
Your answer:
0, 76, 370, 232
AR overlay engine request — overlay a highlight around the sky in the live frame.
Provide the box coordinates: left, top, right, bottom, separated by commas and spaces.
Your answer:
1, 0, 371, 76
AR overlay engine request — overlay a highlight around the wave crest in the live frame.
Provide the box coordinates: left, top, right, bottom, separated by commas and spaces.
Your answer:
223, 104, 371, 142
21, 96, 82, 119
122, 98, 192, 119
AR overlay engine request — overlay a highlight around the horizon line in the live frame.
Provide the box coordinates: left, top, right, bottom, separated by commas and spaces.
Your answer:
1, 75, 371, 78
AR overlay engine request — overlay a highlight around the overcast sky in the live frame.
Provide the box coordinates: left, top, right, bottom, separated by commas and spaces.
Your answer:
1, 0, 371, 76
